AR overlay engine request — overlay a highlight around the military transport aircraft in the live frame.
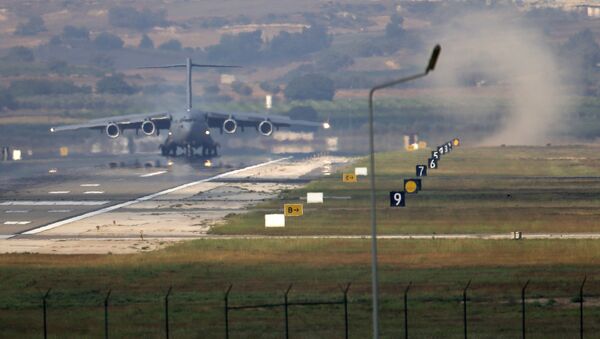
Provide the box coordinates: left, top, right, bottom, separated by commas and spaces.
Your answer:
50, 58, 330, 157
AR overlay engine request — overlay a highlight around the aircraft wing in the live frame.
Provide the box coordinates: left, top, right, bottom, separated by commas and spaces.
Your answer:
49, 112, 172, 133
204, 111, 326, 130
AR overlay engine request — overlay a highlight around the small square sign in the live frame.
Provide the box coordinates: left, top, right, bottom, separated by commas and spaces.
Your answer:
390, 191, 406, 207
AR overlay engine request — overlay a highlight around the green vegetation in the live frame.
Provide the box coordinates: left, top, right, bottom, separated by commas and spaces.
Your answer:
2, 147, 600, 337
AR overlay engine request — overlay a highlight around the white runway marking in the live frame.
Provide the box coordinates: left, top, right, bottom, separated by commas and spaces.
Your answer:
48, 210, 71, 213
80, 184, 100, 187
5, 210, 28, 213
140, 170, 167, 178
22, 157, 292, 235
4, 221, 31, 225
49, 191, 70, 194
83, 191, 104, 195
0, 201, 109, 206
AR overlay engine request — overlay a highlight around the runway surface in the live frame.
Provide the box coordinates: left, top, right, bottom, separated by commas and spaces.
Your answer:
0, 153, 275, 237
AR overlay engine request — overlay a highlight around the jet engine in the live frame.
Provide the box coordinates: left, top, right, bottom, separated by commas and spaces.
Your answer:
223, 118, 237, 134
258, 120, 273, 136
141, 120, 156, 136
106, 123, 120, 138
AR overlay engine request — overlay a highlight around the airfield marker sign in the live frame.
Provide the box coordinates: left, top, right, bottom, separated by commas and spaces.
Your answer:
453, 138, 460, 147
355, 167, 368, 176
284, 204, 303, 217
404, 179, 422, 194
265, 214, 285, 227
431, 150, 440, 160
306, 192, 324, 204
416, 165, 427, 177
389, 191, 406, 207
343, 173, 357, 182
428, 158, 438, 169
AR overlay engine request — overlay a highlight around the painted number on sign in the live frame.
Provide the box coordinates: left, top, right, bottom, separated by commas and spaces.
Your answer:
432, 151, 440, 160
428, 158, 438, 169
416, 165, 427, 177
284, 204, 303, 217
389, 191, 405, 207
343, 173, 357, 182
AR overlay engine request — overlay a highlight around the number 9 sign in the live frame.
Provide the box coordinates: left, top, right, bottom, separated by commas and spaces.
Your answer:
389, 191, 405, 207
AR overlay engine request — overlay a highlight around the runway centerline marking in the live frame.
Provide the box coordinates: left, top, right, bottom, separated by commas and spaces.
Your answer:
140, 171, 167, 178
5, 210, 29, 213
20, 157, 292, 236
80, 184, 100, 187
0, 201, 109, 206
4, 221, 31, 225
48, 210, 71, 213
83, 191, 105, 194
48, 191, 70, 194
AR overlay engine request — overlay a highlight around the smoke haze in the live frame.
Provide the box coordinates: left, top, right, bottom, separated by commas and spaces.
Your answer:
429, 11, 571, 145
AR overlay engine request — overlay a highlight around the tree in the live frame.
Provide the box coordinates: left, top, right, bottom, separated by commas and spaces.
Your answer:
14, 16, 46, 36
158, 39, 182, 51
203, 84, 220, 95
385, 14, 405, 39
259, 81, 281, 94
287, 105, 319, 121
314, 52, 354, 72
139, 34, 154, 49
47, 59, 69, 74
206, 30, 263, 63
0, 91, 17, 111
93, 32, 124, 50
108, 6, 168, 31
269, 24, 332, 59
284, 74, 335, 101
9, 79, 90, 96
62, 25, 90, 44
96, 74, 138, 95
5, 46, 34, 62
231, 81, 253, 96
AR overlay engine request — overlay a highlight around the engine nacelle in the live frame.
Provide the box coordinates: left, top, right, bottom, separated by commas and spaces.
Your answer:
106, 123, 120, 138
258, 120, 273, 136
141, 120, 156, 136
223, 118, 237, 134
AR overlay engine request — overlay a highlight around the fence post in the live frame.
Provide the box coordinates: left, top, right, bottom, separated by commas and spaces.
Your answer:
342, 283, 351, 339
165, 286, 172, 339
404, 282, 411, 339
463, 280, 471, 339
42, 288, 51, 339
224, 284, 232, 339
580, 276, 586, 339
104, 289, 111, 339
284, 284, 293, 339
521, 280, 530, 339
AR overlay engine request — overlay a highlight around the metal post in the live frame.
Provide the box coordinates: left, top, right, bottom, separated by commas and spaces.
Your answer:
404, 282, 411, 339
463, 280, 471, 339
284, 284, 293, 339
367, 45, 440, 338
341, 283, 351, 339
104, 289, 111, 339
521, 280, 530, 339
165, 286, 172, 339
42, 288, 51, 339
225, 284, 232, 339
580, 276, 586, 339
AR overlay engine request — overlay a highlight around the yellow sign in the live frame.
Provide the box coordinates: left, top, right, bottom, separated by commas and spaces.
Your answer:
59, 147, 69, 157
405, 181, 418, 193
284, 204, 303, 217
453, 138, 460, 147
343, 173, 357, 182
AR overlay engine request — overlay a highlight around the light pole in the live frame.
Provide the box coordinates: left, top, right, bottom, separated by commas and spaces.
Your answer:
367, 44, 441, 338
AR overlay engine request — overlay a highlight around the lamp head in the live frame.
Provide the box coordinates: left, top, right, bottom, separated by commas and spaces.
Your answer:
426, 44, 441, 74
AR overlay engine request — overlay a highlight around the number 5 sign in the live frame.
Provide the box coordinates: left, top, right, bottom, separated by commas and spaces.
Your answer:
389, 191, 405, 207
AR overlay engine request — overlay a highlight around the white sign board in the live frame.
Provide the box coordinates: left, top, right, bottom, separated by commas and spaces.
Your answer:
12, 149, 21, 161
265, 214, 285, 227
265, 95, 272, 109
307, 192, 324, 204
355, 167, 368, 176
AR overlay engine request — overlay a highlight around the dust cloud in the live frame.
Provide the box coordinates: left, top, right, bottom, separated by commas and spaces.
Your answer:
429, 11, 571, 145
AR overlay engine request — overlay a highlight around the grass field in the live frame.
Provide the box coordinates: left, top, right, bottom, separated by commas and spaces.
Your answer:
2, 146, 600, 337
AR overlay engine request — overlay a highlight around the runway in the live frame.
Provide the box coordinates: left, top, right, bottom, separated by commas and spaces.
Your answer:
0, 153, 275, 237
